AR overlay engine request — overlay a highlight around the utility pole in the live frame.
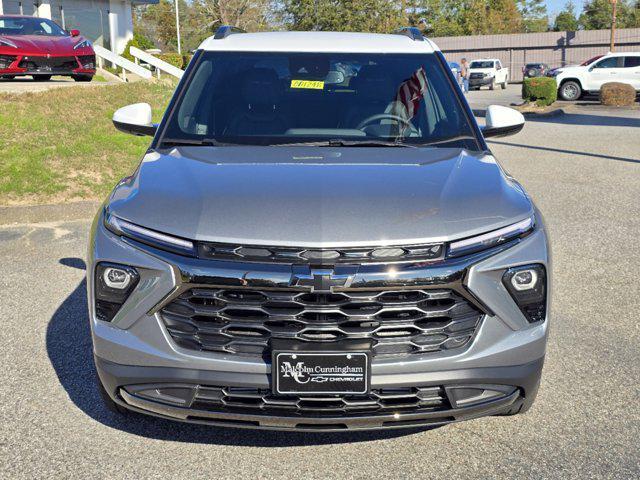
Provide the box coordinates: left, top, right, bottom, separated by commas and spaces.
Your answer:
175, 0, 182, 55
610, 0, 617, 52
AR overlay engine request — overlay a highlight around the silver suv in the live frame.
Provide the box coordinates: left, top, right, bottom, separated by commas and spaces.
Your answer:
90, 27, 549, 431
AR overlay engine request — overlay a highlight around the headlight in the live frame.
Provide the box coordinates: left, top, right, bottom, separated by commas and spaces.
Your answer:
448, 216, 534, 257
104, 210, 196, 256
0, 38, 17, 48
502, 264, 547, 323
94, 262, 139, 322
73, 39, 92, 50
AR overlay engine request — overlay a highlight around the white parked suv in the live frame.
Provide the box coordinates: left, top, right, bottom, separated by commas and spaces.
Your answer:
468, 59, 509, 90
553, 52, 640, 101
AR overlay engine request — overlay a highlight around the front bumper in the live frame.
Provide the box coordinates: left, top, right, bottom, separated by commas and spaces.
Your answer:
97, 356, 542, 431
89, 210, 550, 430
469, 76, 494, 86
0, 53, 95, 76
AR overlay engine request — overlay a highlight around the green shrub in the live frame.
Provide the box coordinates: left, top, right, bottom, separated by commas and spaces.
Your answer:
157, 53, 184, 69
122, 33, 156, 63
600, 82, 636, 107
522, 77, 557, 107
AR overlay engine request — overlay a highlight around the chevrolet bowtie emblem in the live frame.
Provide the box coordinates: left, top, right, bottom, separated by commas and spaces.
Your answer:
292, 269, 354, 292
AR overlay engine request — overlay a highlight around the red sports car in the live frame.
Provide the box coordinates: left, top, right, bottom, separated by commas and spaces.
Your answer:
0, 15, 95, 82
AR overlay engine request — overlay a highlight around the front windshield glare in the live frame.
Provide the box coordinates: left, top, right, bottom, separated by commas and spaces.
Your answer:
0, 17, 67, 36
161, 52, 478, 148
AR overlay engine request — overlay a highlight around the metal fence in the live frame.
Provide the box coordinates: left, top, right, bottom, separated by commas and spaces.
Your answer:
432, 28, 640, 82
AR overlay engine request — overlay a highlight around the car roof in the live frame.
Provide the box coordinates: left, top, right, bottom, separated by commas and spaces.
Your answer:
604, 51, 640, 56
199, 31, 439, 54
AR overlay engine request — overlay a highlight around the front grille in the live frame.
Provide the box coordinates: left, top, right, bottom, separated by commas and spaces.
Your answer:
18, 56, 78, 72
470, 72, 484, 79
148, 384, 449, 417
0, 55, 17, 69
194, 385, 448, 416
198, 241, 444, 264
160, 287, 482, 357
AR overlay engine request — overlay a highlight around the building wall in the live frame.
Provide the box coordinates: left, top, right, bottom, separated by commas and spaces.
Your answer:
432, 28, 640, 82
0, 0, 134, 54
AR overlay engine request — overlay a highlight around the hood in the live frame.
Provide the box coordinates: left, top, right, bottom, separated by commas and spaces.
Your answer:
108, 147, 533, 247
0, 34, 83, 55
469, 68, 495, 74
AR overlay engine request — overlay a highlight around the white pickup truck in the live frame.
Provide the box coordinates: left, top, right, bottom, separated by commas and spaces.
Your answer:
468, 59, 509, 90
552, 52, 640, 101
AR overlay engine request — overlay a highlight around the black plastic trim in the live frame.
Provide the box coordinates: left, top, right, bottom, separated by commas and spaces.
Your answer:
95, 356, 543, 431
214, 26, 246, 39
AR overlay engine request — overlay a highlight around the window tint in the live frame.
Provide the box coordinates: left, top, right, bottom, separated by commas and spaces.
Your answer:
623, 56, 640, 68
162, 52, 479, 149
593, 57, 620, 69
470, 61, 494, 69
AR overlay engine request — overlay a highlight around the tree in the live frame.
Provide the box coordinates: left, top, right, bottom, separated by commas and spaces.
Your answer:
579, 0, 636, 30
553, 0, 579, 31
518, 0, 549, 32
280, 0, 404, 33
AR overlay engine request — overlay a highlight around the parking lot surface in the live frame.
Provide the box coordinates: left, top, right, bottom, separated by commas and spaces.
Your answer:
0, 76, 115, 94
1, 107, 639, 479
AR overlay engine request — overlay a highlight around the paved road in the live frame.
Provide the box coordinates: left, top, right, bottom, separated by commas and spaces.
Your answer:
0, 75, 116, 94
1, 108, 639, 479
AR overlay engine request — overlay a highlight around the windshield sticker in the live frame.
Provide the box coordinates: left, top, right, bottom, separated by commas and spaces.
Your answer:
290, 79, 325, 90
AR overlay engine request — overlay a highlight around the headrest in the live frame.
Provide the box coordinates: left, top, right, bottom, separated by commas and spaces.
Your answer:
351, 65, 396, 100
241, 68, 282, 108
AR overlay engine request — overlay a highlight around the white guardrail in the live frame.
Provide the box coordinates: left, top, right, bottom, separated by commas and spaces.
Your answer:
129, 46, 185, 80
93, 45, 153, 81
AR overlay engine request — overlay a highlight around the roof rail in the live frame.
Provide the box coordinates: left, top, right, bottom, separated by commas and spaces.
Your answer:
393, 27, 424, 41
214, 25, 246, 40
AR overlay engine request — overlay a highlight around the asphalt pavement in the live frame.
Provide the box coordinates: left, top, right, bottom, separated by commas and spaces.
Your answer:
0, 104, 639, 479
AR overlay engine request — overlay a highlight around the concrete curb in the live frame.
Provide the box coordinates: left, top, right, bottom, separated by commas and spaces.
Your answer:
0, 201, 100, 226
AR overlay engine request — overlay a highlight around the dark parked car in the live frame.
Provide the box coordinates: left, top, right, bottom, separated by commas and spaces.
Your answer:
522, 63, 548, 78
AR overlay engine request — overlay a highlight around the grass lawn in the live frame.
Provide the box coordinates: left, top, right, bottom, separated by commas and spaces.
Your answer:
0, 80, 176, 206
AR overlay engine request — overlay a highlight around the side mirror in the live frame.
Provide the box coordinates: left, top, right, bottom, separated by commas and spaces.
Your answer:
70, 29, 80, 37
481, 105, 525, 138
112, 103, 157, 136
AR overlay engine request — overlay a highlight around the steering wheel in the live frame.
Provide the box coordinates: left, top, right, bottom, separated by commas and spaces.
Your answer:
356, 113, 415, 136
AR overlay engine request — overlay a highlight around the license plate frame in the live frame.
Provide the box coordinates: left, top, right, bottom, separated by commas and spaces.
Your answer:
273, 351, 370, 395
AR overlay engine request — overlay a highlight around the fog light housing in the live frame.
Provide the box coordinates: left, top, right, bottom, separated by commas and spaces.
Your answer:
94, 263, 139, 322
502, 264, 547, 323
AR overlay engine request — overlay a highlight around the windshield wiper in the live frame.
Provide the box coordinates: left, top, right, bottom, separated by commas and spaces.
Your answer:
159, 137, 233, 147
272, 139, 417, 148
411, 135, 478, 147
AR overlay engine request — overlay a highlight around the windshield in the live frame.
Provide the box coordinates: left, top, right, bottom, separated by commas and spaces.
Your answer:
580, 55, 603, 66
0, 16, 68, 36
160, 51, 479, 148
470, 61, 494, 69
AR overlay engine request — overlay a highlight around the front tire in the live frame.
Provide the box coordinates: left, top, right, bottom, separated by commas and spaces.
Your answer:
560, 80, 582, 101
33, 75, 52, 81
1, 75, 16, 80
501, 77, 508, 89
489, 79, 495, 91
72, 75, 93, 82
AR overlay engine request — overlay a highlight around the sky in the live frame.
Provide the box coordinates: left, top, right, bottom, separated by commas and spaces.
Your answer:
545, 0, 586, 16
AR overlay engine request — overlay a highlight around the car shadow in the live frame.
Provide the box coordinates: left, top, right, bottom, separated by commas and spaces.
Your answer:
47, 257, 432, 446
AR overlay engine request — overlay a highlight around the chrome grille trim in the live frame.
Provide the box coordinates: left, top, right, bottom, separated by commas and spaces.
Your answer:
197, 241, 445, 264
